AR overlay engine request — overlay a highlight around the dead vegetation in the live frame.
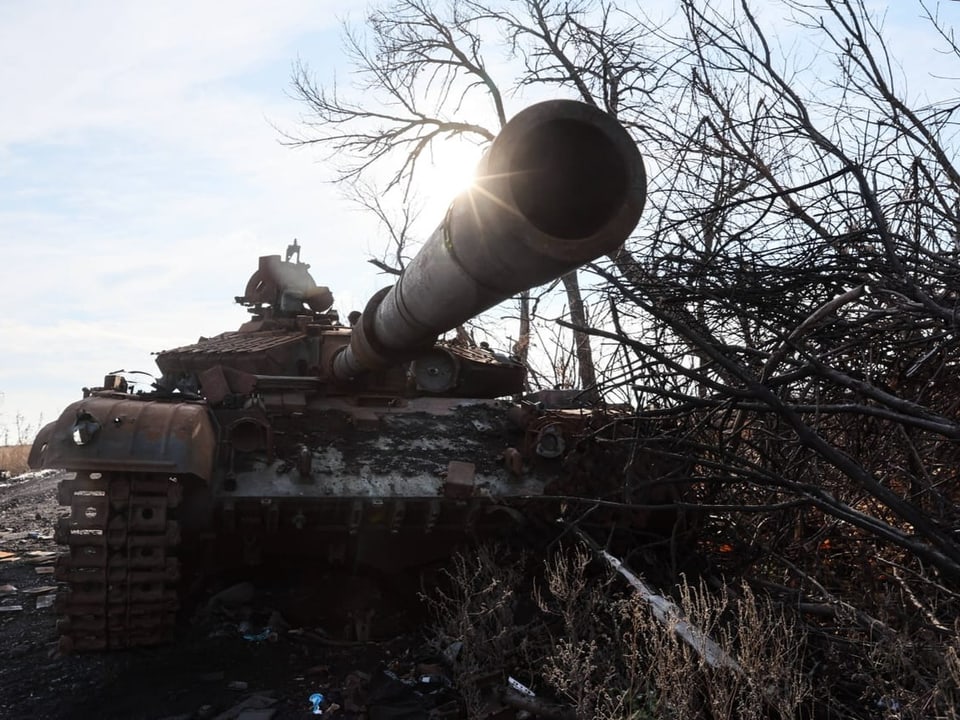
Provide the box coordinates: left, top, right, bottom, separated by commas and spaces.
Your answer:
425, 539, 958, 719
426, 544, 818, 719
0, 445, 30, 477
287, 0, 960, 716
1, 408, 40, 476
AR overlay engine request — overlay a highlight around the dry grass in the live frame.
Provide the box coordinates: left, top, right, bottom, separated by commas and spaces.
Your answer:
0, 445, 31, 476
423, 546, 534, 717
428, 541, 960, 718
428, 544, 814, 719
535, 549, 813, 720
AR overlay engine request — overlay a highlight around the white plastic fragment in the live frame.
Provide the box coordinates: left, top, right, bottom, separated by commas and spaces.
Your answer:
599, 548, 742, 672
508, 676, 536, 697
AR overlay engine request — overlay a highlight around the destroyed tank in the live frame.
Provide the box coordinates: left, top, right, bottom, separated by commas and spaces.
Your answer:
28, 99, 647, 651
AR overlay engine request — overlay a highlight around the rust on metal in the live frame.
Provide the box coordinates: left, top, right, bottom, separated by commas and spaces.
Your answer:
53, 471, 180, 651
443, 461, 477, 499
333, 99, 646, 380
33, 397, 216, 481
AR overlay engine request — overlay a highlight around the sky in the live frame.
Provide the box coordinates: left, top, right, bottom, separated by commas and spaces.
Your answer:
0, 0, 956, 443
0, 0, 478, 439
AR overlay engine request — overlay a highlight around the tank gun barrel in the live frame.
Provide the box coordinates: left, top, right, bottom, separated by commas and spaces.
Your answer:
332, 99, 646, 380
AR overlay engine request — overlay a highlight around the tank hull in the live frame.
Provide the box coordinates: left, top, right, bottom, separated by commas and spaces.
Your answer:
32, 390, 638, 650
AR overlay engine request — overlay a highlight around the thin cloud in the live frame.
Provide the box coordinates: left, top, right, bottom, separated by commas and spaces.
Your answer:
0, 0, 378, 430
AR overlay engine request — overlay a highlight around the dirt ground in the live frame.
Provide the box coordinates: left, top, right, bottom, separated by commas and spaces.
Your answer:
0, 470, 466, 720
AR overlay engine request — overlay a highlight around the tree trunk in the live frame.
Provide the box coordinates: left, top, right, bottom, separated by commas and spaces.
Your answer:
561, 271, 599, 402
515, 291, 531, 393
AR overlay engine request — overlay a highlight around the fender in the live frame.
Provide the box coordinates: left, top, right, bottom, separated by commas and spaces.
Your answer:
28, 394, 217, 482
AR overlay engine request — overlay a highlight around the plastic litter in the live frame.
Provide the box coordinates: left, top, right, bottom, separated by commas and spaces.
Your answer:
877, 696, 902, 712
309, 692, 325, 715
242, 627, 275, 642
508, 676, 535, 697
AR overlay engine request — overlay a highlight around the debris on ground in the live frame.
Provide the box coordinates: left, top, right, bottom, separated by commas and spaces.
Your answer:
35, 593, 55, 609
209, 692, 277, 720
25, 550, 56, 563
22, 585, 57, 595
207, 582, 257, 612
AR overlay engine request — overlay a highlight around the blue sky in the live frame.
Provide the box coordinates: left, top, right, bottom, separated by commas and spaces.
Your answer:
0, 0, 956, 441
0, 0, 403, 435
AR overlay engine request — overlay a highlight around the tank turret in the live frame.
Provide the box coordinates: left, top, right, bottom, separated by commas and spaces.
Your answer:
150, 99, 645, 401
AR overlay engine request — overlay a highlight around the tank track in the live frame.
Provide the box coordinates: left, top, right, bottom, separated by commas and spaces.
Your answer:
54, 471, 182, 652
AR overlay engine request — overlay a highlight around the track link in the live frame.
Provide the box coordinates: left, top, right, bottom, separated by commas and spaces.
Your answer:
54, 471, 182, 652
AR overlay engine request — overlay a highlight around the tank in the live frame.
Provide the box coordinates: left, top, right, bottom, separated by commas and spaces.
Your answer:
28, 99, 647, 651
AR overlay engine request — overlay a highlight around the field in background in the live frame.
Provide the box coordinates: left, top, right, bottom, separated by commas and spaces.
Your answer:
0, 445, 31, 476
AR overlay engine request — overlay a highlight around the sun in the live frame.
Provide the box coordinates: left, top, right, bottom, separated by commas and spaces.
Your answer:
418, 137, 485, 209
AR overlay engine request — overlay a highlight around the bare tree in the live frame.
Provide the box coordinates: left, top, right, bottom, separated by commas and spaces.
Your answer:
573, 1, 959, 711
287, 0, 662, 393
291, 0, 960, 713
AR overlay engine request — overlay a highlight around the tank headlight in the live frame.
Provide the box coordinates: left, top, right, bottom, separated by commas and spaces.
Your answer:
71, 412, 101, 446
